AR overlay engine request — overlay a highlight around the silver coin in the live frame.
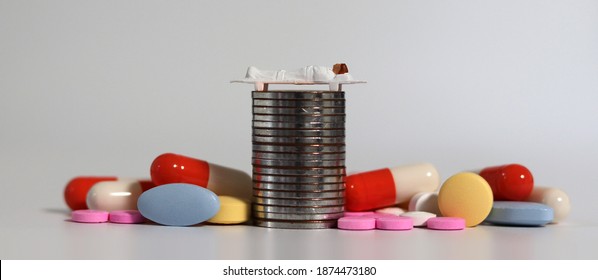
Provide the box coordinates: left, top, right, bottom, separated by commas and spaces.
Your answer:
252, 136, 345, 145
252, 158, 344, 167
253, 189, 345, 199
252, 154, 345, 161
253, 144, 345, 153
252, 121, 344, 129
253, 97, 344, 102
252, 91, 345, 99
253, 211, 344, 220
253, 182, 345, 192
253, 99, 345, 107
252, 152, 345, 160
252, 97, 344, 103
253, 219, 337, 229
253, 204, 345, 214
253, 107, 345, 115
253, 196, 345, 206
252, 128, 345, 137
253, 167, 346, 176
253, 174, 344, 184
253, 114, 345, 123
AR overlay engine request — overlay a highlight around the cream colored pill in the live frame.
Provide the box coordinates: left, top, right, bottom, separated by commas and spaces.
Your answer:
86, 179, 142, 211
408, 192, 441, 215
400, 211, 436, 227
527, 186, 570, 223
375, 207, 406, 216
438, 172, 493, 227
208, 196, 250, 224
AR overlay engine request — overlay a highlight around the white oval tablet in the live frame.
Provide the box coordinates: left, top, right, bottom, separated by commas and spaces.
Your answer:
375, 207, 406, 216
400, 211, 437, 227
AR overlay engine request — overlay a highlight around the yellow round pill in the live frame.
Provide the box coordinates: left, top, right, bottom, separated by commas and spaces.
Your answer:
208, 196, 250, 224
438, 172, 493, 227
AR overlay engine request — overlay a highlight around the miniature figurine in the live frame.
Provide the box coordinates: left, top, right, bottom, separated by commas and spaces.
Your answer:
245, 63, 350, 82
231, 63, 364, 91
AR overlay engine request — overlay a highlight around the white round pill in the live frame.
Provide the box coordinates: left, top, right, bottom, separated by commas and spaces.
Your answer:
408, 192, 441, 215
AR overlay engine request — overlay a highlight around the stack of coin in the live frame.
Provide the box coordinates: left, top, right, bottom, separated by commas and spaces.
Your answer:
252, 90, 346, 229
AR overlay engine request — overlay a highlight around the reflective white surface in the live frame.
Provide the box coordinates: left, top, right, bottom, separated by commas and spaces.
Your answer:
1, 208, 597, 259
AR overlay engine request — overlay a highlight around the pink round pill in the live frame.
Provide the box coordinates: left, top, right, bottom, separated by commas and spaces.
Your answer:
344, 211, 375, 217
71, 210, 109, 223
337, 216, 376, 230
426, 217, 466, 230
109, 210, 145, 224
376, 216, 413, 231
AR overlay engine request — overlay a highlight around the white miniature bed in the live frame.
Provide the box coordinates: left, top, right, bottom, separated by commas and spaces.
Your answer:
230, 79, 366, 91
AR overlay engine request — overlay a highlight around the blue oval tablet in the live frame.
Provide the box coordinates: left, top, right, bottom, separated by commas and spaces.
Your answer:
484, 201, 554, 226
137, 183, 220, 226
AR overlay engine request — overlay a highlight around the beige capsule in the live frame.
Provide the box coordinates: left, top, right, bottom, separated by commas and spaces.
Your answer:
86, 179, 143, 211
527, 186, 571, 223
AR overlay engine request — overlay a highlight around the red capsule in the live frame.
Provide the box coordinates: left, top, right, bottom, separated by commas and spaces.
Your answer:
64, 177, 155, 210
150, 153, 252, 200
346, 169, 397, 211
478, 164, 534, 201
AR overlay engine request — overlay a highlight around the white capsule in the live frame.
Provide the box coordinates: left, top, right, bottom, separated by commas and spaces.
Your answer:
527, 187, 570, 223
408, 192, 441, 215
86, 179, 143, 211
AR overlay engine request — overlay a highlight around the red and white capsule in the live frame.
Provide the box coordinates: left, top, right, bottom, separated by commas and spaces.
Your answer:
345, 163, 440, 212
150, 153, 252, 200
64, 177, 154, 210
86, 179, 149, 211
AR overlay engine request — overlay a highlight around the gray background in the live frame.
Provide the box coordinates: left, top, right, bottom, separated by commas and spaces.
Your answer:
1, 0, 597, 259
